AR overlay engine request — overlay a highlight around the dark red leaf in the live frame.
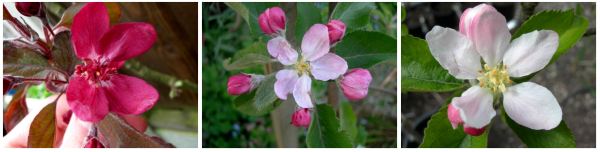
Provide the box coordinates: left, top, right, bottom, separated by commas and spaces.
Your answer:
3, 87, 28, 132
27, 101, 56, 148
3, 40, 53, 79
50, 31, 78, 75
96, 113, 173, 148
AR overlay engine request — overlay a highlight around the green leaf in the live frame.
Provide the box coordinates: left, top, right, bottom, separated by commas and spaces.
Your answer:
223, 41, 273, 71
401, 24, 408, 36
419, 105, 489, 148
336, 31, 396, 68
295, 3, 322, 46
500, 107, 575, 147
400, 35, 465, 92
331, 2, 375, 32
401, 4, 406, 22
3, 40, 54, 79
225, 2, 250, 29
513, 8, 589, 64
306, 104, 353, 148
28, 101, 56, 148
233, 74, 281, 116
339, 100, 357, 146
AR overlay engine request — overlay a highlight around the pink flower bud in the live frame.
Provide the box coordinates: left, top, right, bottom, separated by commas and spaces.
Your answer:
258, 7, 286, 36
464, 126, 486, 136
291, 108, 311, 128
84, 137, 105, 148
227, 74, 253, 95
340, 68, 371, 101
447, 103, 463, 129
326, 20, 346, 44
16, 2, 44, 17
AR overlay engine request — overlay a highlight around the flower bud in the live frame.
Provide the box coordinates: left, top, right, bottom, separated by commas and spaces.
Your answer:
227, 74, 253, 95
291, 108, 311, 128
326, 20, 346, 44
447, 103, 463, 129
258, 7, 286, 36
16, 2, 44, 17
464, 126, 486, 136
340, 68, 372, 101
84, 137, 105, 148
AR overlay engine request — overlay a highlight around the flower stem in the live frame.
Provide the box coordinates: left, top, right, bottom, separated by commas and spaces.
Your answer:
122, 60, 198, 98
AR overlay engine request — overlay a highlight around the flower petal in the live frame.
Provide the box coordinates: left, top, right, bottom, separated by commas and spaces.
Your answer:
274, 69, 298, 100
452, 86, 496, 128
301, 24, 330, 61
267, 36, 298, 65
425, 26, 482, 79
66, 76, 109, 122
462, 4, 511, 66
309, 53, 348, 81
503, 30, 559, 77
99, 23, 157, 62
71, 2, 109, 59
503, 82, 562, 130
292, 74, 313, 108
104, 74, 159, 115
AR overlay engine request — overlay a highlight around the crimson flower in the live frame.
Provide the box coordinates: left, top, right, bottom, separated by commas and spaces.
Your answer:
66, 2, 158, 122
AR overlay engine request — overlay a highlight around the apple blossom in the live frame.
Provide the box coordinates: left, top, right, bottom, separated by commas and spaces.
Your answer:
425, 4, 562, 133
291, 108, 311, 128
269, 24, 348, 108
339, 68, 372, 101
258, 7, 286, 36
326, 20, 346, 44
66, 2, 159, 122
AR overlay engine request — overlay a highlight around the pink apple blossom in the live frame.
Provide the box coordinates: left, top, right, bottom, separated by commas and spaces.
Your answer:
258, 7, 286, 36
269, 24, 348, 108
425, 4, 562, 132
290, 108, 311, 128
66, 2, 158, 122
339, 68, 372, 101
326, 20, 346, 44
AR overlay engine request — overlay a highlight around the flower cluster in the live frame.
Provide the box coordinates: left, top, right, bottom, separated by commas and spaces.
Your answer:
425, 4, 562, 136
227, 6, 372, 128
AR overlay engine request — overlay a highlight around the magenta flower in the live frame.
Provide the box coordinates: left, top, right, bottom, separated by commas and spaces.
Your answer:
66, 2, 158, 122
227, 74, 252, 95
326, 20, 346, 44
340, 68, 372, 101
290, 108, 311, 128
258, 7, 286, 36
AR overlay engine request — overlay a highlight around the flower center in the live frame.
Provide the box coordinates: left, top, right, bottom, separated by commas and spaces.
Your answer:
295, 59, 310, 75
74, 59, 118, 85
477, 64, 512, 94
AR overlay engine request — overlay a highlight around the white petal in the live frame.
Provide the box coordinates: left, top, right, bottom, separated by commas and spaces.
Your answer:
292, 74, 313, 108
309, 53, 348, 81
267, 37, 298, 65
274, 69, 298, 100
503, 30, 559, 77
464, 4, 511, 67
503, 82, 562, 130
425, 26, 481, 79
301, 24, 330, 61
452, 86, 496, 128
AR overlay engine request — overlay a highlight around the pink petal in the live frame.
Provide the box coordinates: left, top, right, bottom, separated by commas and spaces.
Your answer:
274, 69, 298, 100
301, 24, 330, 61
258, 12, 275, 35
71, 2, 110, 59
99, 23, 157, 62
267, 36, 298, 65
309, 53, 347, 81
461, 4, 511, 66
503, 30, 559, 77
340, 68, 371, 101
290, 108, 311, 128
503, 82, 562, 130
447, 103, 463, 129
66, 76, 109, 122
452, 86, 496, 129
425, 26, 482, 79
227, 74, 252, 95
104, 74, 159, 115
292, 74, 313, 108
463, 125, 486, 136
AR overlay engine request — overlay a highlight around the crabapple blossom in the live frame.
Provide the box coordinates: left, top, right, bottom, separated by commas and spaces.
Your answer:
425, 4, 562, 133
291, 108, 311, 128
66, 2, 159, 122
269, 24, 348, 108
258, 7, 286, 36
326, 20, 346, 44
339, 68, 372, 101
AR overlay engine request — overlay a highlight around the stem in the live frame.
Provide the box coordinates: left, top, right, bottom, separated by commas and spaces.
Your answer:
122, 60, 198, 93
326, 2, 339, 107
21, 78, 67, 84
